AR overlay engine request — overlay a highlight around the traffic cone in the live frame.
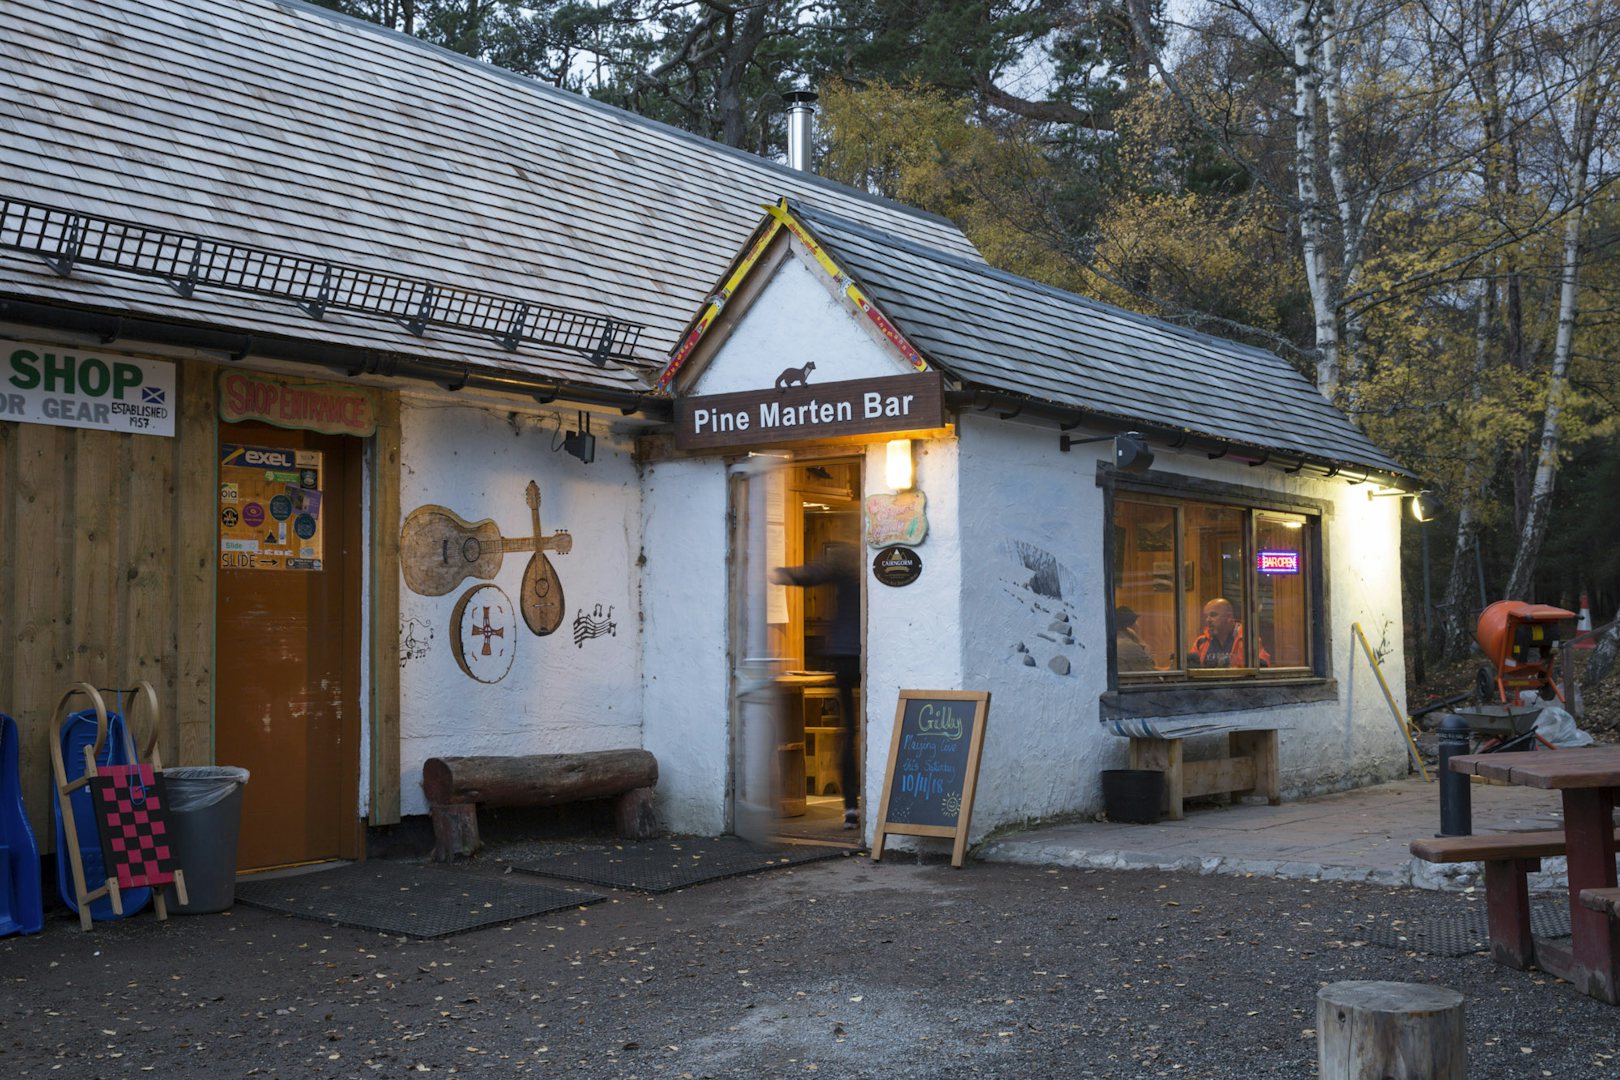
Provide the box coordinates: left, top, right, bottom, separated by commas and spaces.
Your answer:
1578, 592, 1592, 632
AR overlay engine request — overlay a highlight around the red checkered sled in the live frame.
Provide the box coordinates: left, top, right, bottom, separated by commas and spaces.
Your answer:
89, 763, 178, 891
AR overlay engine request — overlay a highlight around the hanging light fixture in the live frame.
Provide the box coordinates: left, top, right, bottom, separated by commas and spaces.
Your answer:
563, 410, 595, 464
1058, 430, 1154, 473
885, 439, 914, 491
1368, 488, 1443, 522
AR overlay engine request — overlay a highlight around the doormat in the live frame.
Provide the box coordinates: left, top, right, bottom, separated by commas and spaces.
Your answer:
234, 861, 603, 938
1364, 901, 1572, 957
502, 836, 853, 894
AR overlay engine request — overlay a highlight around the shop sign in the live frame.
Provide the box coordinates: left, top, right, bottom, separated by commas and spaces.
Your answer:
872, 545, 922, 587
219, 370, 378, 436
673, 371, 944, 450
2, 343, 176, 437
1256, 550, 1300, 574
218, 444, 325, 571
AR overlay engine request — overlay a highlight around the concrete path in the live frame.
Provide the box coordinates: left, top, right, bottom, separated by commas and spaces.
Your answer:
978, 776, 1576, 892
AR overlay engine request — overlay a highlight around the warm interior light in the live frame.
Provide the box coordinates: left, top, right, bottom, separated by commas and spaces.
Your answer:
885, 439, 914, 491
1281, 521, 1304, 529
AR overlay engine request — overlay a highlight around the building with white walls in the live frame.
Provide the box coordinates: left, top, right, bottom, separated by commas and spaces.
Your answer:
0, 0, 1419, 869
644, 200, 1419, 846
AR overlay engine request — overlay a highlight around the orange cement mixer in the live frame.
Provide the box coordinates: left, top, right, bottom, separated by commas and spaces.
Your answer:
1475, 600, 1577, 704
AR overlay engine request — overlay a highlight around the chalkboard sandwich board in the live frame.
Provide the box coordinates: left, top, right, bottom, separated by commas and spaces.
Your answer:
872, 689, 990, 868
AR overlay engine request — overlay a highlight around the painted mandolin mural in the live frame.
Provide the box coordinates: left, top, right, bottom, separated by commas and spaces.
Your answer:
401, 481, 572, 636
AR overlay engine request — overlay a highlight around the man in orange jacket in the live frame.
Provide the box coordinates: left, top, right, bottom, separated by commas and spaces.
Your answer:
1188, 597, 1270, 668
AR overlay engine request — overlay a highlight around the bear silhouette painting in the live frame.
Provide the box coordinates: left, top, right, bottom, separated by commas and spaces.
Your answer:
774, 361, 815, 388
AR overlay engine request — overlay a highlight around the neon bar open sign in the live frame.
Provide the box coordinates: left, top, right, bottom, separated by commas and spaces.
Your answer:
1257, 551, 1300, 574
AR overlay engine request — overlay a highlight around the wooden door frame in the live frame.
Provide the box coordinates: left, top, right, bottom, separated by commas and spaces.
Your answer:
368, 394, 402, 827
333, 429, 365, 859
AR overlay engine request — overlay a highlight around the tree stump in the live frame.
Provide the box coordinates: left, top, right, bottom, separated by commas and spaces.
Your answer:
430, 803, 479, 862
1317, 981, 1464, 1079
614, 786, 657, 840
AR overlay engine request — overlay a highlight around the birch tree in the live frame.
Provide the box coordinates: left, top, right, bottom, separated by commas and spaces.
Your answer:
1503, 0, 1620, 598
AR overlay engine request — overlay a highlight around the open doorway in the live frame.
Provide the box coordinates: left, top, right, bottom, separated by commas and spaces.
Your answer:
729, 455, 864, 845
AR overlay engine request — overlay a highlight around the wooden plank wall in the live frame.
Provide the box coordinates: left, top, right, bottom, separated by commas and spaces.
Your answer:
0, 357, 217, 855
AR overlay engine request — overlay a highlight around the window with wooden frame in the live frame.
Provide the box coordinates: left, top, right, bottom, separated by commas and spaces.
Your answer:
1111, 494, 1318, 683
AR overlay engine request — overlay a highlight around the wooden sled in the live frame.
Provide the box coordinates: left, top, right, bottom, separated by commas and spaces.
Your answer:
49, 682, 188, 931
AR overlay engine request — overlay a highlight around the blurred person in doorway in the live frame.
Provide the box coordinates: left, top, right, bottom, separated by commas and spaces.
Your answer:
771, 542, 861, 828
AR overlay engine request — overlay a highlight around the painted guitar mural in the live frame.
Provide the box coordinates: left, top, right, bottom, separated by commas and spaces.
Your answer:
401, 481, 572, 636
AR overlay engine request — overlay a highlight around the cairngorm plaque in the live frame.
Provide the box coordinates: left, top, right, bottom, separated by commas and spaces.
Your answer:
872, 545, 922, 587
673, 371, 945, 450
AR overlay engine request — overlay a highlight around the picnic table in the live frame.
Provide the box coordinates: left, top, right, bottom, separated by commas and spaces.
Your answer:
1447, 746, 1620, 1003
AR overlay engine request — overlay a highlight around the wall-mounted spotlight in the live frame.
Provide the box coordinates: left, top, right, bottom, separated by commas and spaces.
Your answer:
563, 410, 595, 465
1369, 488, 1443, 522
885, 438, 915, 491
1059, 430, 1154, 473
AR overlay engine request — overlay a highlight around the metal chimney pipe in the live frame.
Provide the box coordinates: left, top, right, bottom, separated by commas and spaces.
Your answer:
784, 89, 818, 172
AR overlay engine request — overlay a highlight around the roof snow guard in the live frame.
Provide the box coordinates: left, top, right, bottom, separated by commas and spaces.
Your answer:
1, 197, 644, 366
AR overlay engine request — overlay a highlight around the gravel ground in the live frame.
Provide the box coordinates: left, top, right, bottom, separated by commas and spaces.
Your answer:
3, 855, 1617, 1078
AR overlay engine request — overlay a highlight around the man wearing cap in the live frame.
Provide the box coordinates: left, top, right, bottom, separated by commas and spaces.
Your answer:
1114, 606, 1155, 672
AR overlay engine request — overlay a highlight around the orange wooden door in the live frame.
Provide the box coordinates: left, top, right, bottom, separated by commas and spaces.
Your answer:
215, 421, 362, 869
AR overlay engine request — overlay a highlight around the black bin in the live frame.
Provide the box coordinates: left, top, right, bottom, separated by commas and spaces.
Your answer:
1101, 769, 1164, 824
162, 766, 250, 913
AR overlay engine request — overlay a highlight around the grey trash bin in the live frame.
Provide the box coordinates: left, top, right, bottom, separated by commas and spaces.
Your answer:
162, 766, 250, 914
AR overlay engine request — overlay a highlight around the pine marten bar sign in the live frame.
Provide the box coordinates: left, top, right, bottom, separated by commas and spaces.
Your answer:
674, 372, 944, 450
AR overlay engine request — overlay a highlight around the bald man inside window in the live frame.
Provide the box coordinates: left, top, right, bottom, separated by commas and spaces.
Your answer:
1188, 597, 1270, 668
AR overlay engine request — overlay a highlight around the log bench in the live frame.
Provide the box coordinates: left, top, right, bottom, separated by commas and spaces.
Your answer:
1121, 727, 1279, 821
1580, 887, 1620, 917
422, 750, 658, 862
1410, 828, 1620, 969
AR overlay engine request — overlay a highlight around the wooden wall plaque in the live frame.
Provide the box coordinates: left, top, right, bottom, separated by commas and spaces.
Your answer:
872, 689, 990, 868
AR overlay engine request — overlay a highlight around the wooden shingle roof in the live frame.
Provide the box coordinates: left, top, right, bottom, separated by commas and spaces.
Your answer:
1, 0, 979, 391
786, 201, 1408, 478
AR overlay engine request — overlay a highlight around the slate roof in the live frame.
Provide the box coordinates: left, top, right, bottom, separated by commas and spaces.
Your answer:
788, 201, 1409, 478
0, 0, 979, 392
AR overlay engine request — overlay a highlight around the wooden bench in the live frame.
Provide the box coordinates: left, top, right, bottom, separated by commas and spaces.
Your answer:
422, 750, 658, 862
1410, 829, 1620, 969
1125, 728, 1279, 821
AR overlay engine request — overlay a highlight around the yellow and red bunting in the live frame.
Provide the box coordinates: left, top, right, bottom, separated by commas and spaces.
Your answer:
657, 214, 784, 391
766, 201, 929, 375
657, 200, 930, 391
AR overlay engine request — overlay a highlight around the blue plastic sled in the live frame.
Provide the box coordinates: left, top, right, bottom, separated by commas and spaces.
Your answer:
0, 712, 44, 936
54, 704, 151, 922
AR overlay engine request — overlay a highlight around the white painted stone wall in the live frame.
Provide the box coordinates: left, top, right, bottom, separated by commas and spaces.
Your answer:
860, 434, 966, 838
953, 411, 1411, 840
396, 394, 644, 817
955, 412, 1106, 835
681, 246, 916, 396
639, 454, 732, 835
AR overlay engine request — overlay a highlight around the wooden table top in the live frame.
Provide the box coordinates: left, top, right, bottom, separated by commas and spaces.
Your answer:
1449, 746, 1620, 790
774, 672, 836, 688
